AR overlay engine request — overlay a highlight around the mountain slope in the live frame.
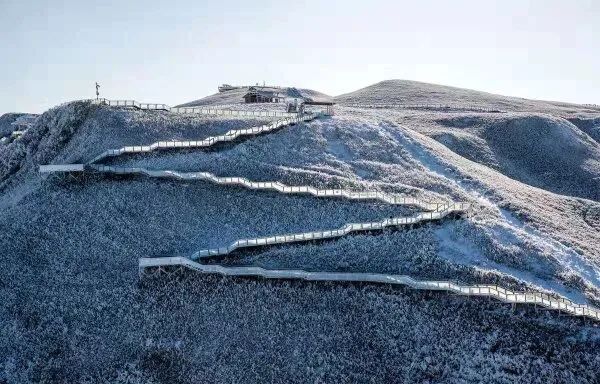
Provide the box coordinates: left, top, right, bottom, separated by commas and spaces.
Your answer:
337, 80, 600, 202
390, 112, 600, 201
2, 87, 600, 381
335, 79, 600, 115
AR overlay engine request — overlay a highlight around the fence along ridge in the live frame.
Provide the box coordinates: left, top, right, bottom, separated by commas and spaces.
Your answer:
92, 98, 299, 117
139, 256, 600, 321
87, 114, 318, 164
90, 165, 456, 212
343, 103, 504, 113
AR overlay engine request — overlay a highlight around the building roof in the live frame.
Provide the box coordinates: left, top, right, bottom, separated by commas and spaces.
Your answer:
243, 89, 283, 99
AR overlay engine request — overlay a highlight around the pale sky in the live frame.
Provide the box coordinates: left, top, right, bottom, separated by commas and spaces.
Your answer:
1, 0, 598, 115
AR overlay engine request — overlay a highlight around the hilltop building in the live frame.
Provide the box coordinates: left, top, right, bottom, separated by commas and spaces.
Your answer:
243, 86, 284, 103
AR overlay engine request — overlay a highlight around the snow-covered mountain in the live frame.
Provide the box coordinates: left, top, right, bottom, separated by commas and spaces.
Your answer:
1, 81, 600, 382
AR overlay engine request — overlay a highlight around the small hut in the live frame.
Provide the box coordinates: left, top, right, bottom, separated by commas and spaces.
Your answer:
243, 87, 283, 103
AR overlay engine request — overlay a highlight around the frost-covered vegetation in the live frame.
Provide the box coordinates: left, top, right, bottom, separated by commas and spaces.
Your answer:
0, 102, 91, 191
2, 81, 600, 382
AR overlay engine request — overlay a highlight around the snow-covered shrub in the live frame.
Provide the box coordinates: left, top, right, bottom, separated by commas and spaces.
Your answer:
0, 101, 92, 189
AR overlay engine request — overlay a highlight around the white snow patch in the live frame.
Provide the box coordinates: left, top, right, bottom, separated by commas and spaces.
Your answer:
434, 225, 588, 303
497, 209, 600, 290
390, 121, 600, 299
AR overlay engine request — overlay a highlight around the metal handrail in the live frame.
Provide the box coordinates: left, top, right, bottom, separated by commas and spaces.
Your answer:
92, 98, 300, 117
187, 203, 467, 259
343, 103, 504, 113
88, 165, 471, 258
88, 113, 319, 164
139, 257, 600, 321
89, 166, 459, 212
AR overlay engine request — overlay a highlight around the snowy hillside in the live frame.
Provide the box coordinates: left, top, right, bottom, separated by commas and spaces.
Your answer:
388, 111, 600, 201
336, 79, 600, 115
1, 83, 600, 381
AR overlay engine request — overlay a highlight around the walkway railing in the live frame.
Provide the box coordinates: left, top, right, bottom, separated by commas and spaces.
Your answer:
87, 164, 470, 258
139, 256, 600, 321
343, 103, 504, 113
86, 113, 319, 164
190, 203, 468, 259
89, 166, 452, 212
92, 98, 299, 117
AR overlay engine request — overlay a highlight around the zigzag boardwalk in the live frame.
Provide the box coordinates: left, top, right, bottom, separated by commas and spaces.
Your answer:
39, 99, 600, 322
84, 165, 469, 258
